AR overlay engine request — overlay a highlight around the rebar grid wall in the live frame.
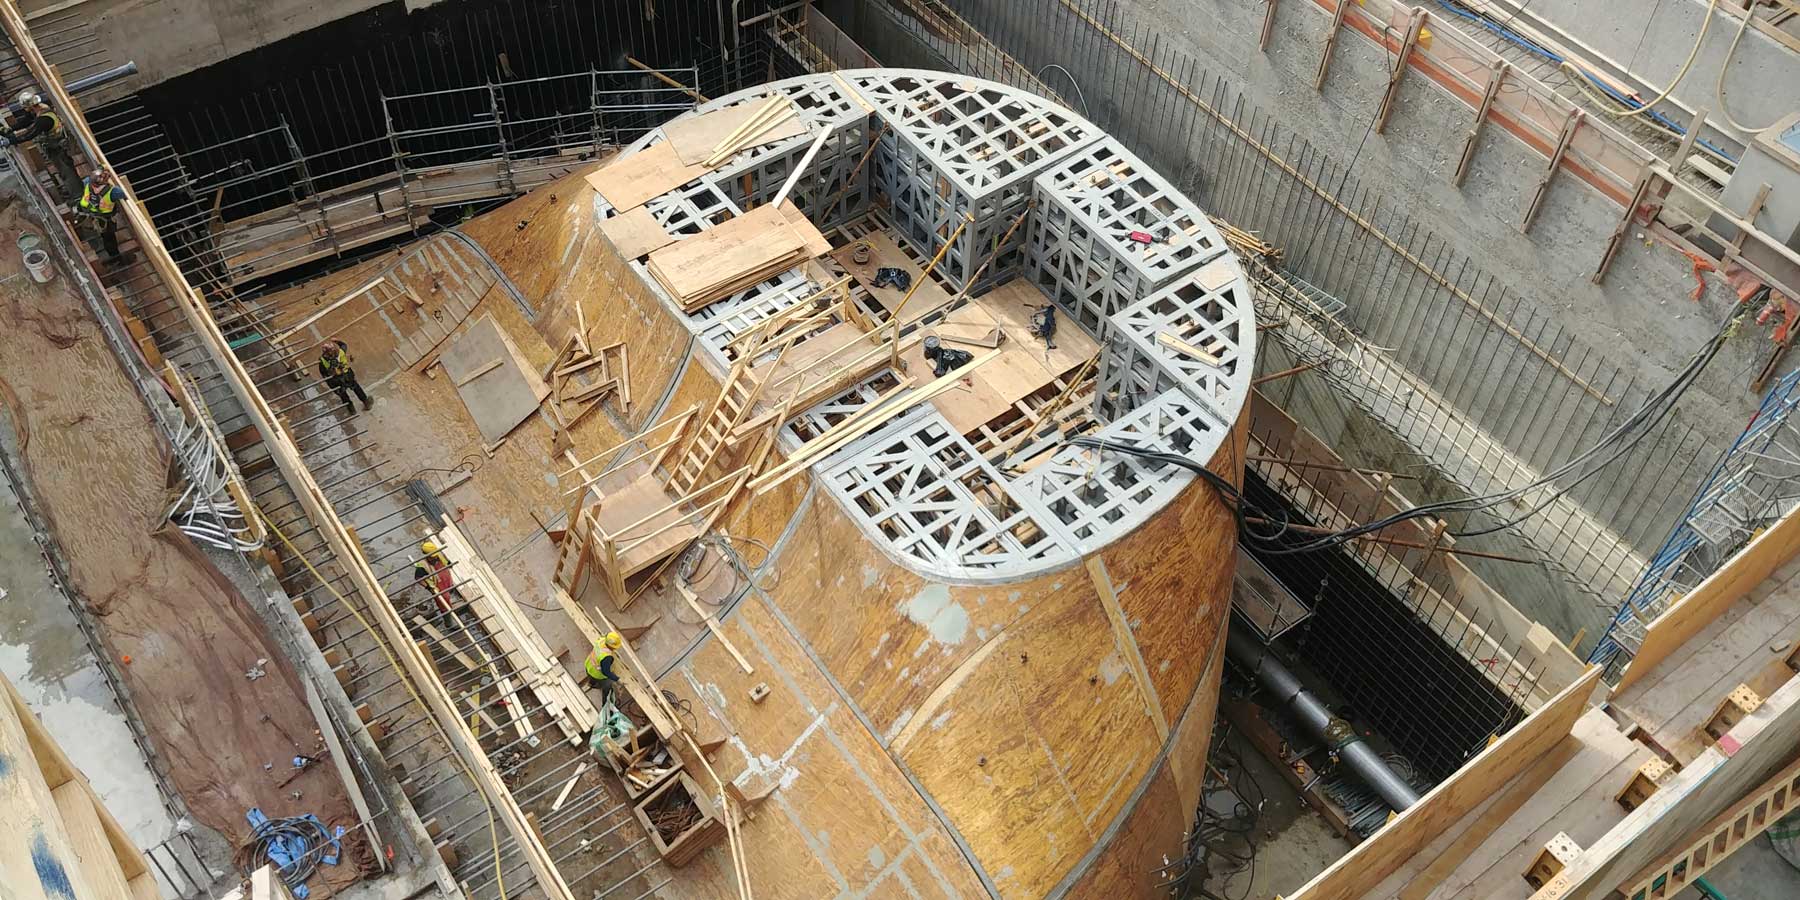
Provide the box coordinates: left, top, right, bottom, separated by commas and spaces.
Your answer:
822, 0, 1729, 656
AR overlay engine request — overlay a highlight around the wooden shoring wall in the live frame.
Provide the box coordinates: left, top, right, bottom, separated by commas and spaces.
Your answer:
1284, 665, 1602, 900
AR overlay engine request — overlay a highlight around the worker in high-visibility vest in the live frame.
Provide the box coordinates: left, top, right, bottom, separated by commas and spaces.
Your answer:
413, 539, 456, 614
75, 168, 127, 264
317, 339, 373, 414
584, 631, 624, 701
3, 91, 79, 199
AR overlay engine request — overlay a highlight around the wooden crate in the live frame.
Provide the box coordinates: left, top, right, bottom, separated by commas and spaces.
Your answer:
615, 724, 684, 801
632, 770, 725, 867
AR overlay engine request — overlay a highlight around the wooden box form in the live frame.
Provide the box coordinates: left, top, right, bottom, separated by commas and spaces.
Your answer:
618, 724, 684, 801
632, 770, 726, 867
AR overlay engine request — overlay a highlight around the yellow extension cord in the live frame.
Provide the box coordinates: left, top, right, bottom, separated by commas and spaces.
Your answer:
1561, 0, 1717, 121
255, 507, 509, 900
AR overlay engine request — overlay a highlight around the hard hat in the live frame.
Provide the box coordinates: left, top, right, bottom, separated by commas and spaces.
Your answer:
16, 90, 39, 107
421, 540, 440, 554
602, 631, 622, 650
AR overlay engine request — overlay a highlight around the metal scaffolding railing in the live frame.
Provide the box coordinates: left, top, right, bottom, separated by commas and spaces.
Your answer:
1593, 367, 1800, 668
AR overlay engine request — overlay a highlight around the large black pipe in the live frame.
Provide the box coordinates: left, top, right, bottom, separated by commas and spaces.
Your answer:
6, 61, 138, 116
1226, 620, 1423, 811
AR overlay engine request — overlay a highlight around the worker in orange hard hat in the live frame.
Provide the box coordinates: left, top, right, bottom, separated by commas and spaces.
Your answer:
584, 631, 624, 702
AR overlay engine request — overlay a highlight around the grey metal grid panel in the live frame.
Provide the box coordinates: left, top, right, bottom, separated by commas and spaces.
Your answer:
687, 267, 816, 361
1037, 138, 1227, 281
842, 69, 1095, 197
819, 406, 1078, 577
711, 118, 873, 229
869, 126, 1034, 291
1010, 388, 1224, 551
590, 173, 737, 233
704, 74, 870, 179
1023, 194, 1139, 334
1102, 256, 1254, 424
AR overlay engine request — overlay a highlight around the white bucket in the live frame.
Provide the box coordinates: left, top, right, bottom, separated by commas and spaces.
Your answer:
23, 248, 54, 284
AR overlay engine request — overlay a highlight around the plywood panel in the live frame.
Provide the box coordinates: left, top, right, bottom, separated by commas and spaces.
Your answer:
584, 142, 708, 212
1614, 504, 1800, 695
898, 576, 1161, 897
598, 206, 676, 260
441, 315, 551, 444
661, 99, 808, 166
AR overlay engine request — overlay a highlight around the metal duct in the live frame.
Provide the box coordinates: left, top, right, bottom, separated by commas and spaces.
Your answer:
1225, 620, 1423, 812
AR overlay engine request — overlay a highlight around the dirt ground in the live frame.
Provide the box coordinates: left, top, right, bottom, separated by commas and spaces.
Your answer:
0, 195, 365, 886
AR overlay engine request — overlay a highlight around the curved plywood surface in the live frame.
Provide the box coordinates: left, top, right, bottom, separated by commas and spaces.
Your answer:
430, 73, 1245, 898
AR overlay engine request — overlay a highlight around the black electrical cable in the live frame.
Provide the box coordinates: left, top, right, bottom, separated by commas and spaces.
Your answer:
1075, 298, 1742, 555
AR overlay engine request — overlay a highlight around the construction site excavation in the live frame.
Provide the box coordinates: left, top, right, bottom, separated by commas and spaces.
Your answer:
2, 1, 1800, 900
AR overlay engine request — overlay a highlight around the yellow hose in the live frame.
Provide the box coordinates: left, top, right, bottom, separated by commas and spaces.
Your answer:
255, 507, 508, 899
1560, 0, 1718, 120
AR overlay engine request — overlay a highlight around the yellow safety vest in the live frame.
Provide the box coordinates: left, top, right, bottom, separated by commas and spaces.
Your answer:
321, 347, 351, 376
79, 181, 116, 216
585, 645, 615, 680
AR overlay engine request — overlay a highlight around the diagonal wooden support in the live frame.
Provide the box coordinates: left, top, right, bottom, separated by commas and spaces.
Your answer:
1315, 0, 1352, 90
1454, 59, 1508, 187
1374, 8, 1428, 134
1260, 0, 1280, 51
1522, 109, 1584, 233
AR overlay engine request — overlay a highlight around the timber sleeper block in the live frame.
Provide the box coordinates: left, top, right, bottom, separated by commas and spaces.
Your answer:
1524, 832, 1581, 889
748, 682, 771, 703
1615, 757, 1672, 812
1701, 684, 1762, 743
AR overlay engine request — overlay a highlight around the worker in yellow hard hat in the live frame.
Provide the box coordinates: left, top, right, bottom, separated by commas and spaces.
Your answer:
584, 632, 624, 702
413, 539, 455, 613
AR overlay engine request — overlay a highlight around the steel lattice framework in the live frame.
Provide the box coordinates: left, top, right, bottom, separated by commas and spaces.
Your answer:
598, 70, 1253, 582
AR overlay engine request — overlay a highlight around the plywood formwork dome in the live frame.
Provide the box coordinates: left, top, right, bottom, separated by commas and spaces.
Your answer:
557, 69, 1254, 897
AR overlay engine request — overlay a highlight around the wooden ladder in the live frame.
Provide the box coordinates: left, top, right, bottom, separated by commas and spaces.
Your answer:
667, 344, 791, 496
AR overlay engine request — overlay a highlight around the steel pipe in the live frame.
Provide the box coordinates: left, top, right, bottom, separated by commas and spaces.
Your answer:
1226, 621, 1422, 811
7, 61, 136, 114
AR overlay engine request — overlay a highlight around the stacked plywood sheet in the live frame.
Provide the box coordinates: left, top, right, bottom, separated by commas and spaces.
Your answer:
646, 203, 829, 311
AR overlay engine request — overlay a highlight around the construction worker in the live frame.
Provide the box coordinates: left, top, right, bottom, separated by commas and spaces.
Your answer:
75, 168, 127, 264
584, 632, 623, 702
3, 91, 79, 199
316, 339, 373, 413
413, 539, 456, 614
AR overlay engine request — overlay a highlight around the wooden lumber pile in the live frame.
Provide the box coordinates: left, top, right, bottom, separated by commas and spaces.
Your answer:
544, 303, 631, 454
646, 204, 826, 311
702, 96, 802, 167
433, 522, 599, 745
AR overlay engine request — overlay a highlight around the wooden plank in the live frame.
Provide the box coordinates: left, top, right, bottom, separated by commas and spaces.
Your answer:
302, 681, 383, 867
1614, 504, 1800, 695
1, 673, 101, 900
453, 358, 504, 386
1288, 666, 1602, 900
269, 276, 384, 343
598, 206, 678, 260
1086, 558, 1168, 740
677, 583, 755, 675
1393, 737, 1581, 900
1531, 671, 1800, 899
777, 200, 831, 257
662, 100, 807, 165
51, 781, 134, 900
584, 141, 709, 212
413, 617, 480, 672
439, 316, 552, 445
